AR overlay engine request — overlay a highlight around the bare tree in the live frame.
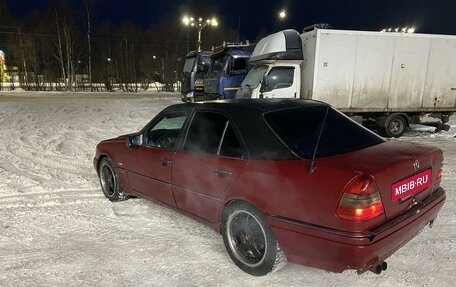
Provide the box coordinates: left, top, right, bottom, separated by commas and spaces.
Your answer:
117, 21, 140, 92
86, 0, 94, 91
55, 10, 66, 89
1, 1, 256, 92
150, 18, 182, 91
62, 16, 76, 90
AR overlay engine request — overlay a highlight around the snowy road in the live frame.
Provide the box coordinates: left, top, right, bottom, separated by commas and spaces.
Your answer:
0, 92, 455, 286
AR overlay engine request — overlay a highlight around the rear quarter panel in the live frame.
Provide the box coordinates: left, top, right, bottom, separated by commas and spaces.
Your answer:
223, 159, 385, 232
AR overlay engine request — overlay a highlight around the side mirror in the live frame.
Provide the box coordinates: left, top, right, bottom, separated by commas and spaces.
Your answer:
224, 66, 231, 77
127, 134, 142, 148
198, 62, 209, 72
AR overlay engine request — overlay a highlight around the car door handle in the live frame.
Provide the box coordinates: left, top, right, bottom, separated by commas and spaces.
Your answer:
214, 169, 232, 177
160, 157, 172, 166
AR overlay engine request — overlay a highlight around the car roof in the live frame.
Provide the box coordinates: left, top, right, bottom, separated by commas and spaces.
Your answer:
191, 99, 329, 113
165, 99, 330, 160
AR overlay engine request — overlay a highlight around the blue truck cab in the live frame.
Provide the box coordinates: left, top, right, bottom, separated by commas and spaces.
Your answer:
181, 50, 211, 102
203, 42, 254, 100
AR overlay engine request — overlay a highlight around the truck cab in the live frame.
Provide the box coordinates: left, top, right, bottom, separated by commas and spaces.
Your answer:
203, 43, 254, 100
237, 28, 456, 137
181, 50, 211, 102
236, 62, 302, 99
236, 30, 303, 100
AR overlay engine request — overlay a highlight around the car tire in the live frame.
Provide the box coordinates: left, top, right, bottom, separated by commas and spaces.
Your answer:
383, 114, 408, 138
98, 158, 130, 202
221, 201, 286, 276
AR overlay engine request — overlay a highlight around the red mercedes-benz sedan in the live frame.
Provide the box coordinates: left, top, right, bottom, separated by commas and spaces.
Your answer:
94, 99, 446, 276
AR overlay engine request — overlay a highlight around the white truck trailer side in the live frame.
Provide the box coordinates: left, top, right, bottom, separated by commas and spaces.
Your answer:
236, 28, 456, 137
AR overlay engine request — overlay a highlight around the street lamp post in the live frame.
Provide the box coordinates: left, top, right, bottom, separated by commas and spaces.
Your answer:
182, 16, 218, 52
106, 57, 114, 91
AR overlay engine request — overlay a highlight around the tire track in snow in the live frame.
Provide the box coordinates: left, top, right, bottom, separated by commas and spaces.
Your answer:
1, 93, 455, 287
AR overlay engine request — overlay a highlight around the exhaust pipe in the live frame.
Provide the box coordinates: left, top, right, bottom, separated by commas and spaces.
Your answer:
370, 260, 388, 274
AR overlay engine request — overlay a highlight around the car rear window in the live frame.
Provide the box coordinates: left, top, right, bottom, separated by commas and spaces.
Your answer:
264, 106, 384, 158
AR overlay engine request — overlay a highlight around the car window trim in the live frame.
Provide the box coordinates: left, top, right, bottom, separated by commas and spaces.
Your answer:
181, 109, 247, 159
140, 108, 192, 150
216, 120, 230, 156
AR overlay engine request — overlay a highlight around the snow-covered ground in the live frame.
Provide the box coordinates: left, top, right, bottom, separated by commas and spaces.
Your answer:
0, 91, 455, 287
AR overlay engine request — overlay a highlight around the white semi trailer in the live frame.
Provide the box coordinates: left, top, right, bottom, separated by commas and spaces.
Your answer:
236, 28, 456, 137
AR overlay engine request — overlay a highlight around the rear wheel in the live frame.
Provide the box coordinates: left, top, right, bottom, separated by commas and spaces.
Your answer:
98, 158, 130, 201
382, 114, 408, 138
221, 201, 286, 276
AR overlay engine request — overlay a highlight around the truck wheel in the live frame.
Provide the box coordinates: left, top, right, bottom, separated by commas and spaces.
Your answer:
383, 114, 408, 138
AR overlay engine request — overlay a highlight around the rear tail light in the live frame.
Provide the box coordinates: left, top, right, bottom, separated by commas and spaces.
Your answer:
437, 165, 443, 182
337, 175, 384, 221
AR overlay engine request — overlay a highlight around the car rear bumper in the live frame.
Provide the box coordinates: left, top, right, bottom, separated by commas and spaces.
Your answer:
267, 187, 446, 273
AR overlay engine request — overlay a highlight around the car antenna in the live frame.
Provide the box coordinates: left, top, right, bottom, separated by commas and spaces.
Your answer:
308, 106, 329, 174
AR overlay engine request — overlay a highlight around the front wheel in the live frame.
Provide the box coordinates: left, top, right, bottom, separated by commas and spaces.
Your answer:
98, 158, 130, 201
221, 201, 286, 276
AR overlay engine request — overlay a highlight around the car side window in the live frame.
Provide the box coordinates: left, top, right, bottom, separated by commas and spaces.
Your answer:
144, 112, 188, 149
263, 67, 294, 92
184, 111, 244, 158
219, 123, 244, 158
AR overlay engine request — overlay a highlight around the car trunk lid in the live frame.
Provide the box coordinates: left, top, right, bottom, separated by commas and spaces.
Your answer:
318, 140, 443, 221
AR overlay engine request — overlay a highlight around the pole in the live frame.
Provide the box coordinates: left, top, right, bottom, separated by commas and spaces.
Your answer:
197, 28, 202, 52
184, 17, 216, 52
186, 26, 189, 53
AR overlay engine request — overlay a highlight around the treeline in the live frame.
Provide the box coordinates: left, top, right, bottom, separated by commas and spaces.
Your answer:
0, 0, 238, 92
